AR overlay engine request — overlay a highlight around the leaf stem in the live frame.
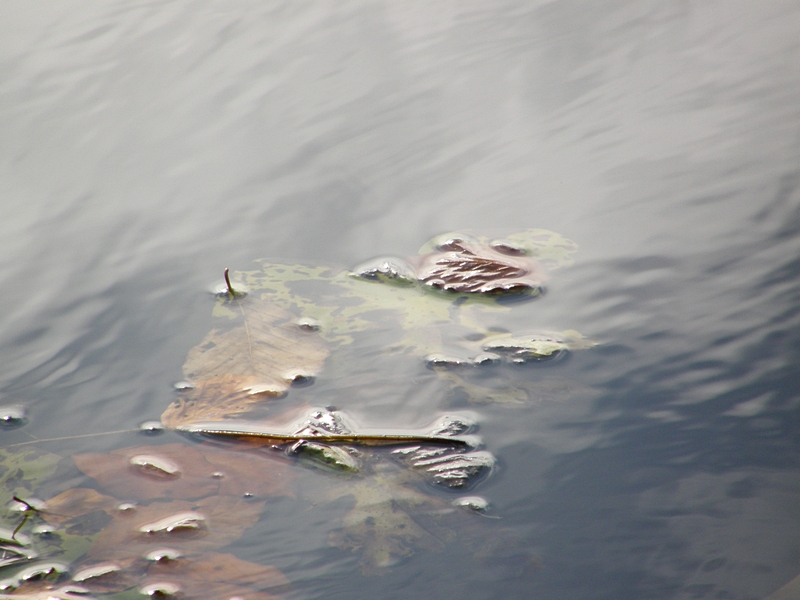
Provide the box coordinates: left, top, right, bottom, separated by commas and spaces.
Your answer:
11, 496, 36, 541
224, 267, 234, 296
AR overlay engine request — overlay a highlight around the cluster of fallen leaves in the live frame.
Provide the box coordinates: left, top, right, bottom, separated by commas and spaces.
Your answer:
0, 443, 293, 600
1, 230, 587, 595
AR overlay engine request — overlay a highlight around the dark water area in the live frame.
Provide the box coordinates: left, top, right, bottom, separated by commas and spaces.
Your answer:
2, 2, 800, 599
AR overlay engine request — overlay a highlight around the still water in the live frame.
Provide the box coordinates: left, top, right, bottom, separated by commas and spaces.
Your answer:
2, 1, 800, 599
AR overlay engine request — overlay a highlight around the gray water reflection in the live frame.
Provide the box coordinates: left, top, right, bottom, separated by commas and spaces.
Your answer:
2, 1, 800, 599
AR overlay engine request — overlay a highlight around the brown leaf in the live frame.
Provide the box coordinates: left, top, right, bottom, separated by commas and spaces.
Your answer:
161, 375, 280, 428
145, 551, 288, 599
42, 488, 120, 525
412, 237, 547, 294
87, 494, 265, 559
0, 584, 95, 600
162, 298, 328, 426
73, 442, 294, 502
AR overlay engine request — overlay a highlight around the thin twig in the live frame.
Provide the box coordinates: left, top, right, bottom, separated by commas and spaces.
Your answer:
178, 425, 470, 447
2, 428, 138, 449
11, 496, 35, 541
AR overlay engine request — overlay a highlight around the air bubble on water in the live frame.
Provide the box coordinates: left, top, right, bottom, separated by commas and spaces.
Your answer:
173, 381, 195, 392
471, 352, 501, 366
0, 406, 27, 429
351, 257, 417, 284
117, 502, 137, 513
296, 317, 321, 332
285, 371, 314, 387
145, 548, 181, 563
139, 512, 206, 535
72, 563, 121, 583
32, 524, 56, 537
129, 455, 181, 480
453, 496, 489, 513
424, 354, 469, 369
19, 562, 69, 581
490, 239, 527, 256
139, 421, 165, 435
430, 415, 476, 436
59, 585, 91, 595
140, 581, 181, 598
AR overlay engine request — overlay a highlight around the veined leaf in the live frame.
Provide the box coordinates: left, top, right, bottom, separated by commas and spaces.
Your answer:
161, 297, 329, 427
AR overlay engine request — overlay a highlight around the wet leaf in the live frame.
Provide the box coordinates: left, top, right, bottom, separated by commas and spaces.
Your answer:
162, 297, 329, 426
326, 470, 449, 575
479, 329, 597, 363
72, 443, 294, 502
34, 486, 288, 598
144, 551, 288, 600
86, 494, 265, 559
42, 488, 120, 525
417, 229, 578, 270
0, 584, 92, 600
0, 449, 61, 511
412, 235, 547, 295
435, 366, 598, 405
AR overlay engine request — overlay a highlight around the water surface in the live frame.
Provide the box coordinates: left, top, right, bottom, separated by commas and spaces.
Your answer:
2, 2, 800, 599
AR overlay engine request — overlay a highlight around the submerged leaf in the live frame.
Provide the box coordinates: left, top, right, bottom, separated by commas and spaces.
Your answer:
0, 449, 61, 510
327, 472, 448, 574
73, 443, 294, 502
86, 494, 265, 559
144, 552, 288, 600
42, 488, 119, 525
34, 484, 288, 599
480, 329, 597, 363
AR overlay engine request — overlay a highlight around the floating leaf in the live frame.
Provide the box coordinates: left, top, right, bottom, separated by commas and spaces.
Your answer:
162, 297, 329, 427
412, 235, 547, 295
480, 329, 597, 363
72, 443, 294, 502
418, 229, 578, 270
143, 551, 288, 600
